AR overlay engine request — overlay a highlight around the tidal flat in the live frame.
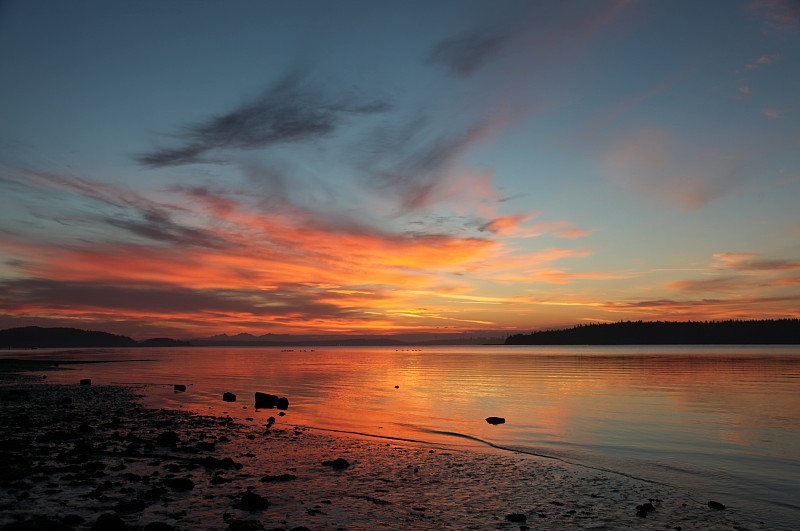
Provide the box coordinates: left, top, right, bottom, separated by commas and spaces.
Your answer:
0, 360, 768, 530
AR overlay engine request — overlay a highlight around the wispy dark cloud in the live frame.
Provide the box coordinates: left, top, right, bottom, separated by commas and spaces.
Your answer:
361, 118, 499, 212
104, 208, 227, 249
426, 30, 509, 77
0, 278, 353, 321
137, 73, 390, 167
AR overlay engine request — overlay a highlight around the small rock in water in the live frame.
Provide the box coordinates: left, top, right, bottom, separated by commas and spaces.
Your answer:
505, 513, 527, 522
173, 384, 186, 392
223, 392, 236, 402
80, 378, 92, 386
707, 500, 726, 510
239, 490, 270, 510
254, 392, 289, 410
486, 416, 506, 425
322, 457, 350, 469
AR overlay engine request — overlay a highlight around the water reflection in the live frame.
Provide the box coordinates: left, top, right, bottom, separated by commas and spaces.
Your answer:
10, 345, 800, 526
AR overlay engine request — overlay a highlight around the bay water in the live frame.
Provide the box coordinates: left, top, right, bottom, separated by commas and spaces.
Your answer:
10, 345, 799, 528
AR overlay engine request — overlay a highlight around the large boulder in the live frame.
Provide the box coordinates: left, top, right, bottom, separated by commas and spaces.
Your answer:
254, 392, 289, 410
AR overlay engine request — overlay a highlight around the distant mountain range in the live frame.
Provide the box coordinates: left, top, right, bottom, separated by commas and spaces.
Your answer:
505, 319, 800, 345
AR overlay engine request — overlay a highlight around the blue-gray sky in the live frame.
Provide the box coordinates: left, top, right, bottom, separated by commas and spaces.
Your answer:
1, 0, 798, 337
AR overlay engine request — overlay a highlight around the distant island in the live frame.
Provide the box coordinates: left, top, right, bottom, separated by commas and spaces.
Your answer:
3, 320, 799, 349
505, 319, 800, 345
0, 327, 191, 349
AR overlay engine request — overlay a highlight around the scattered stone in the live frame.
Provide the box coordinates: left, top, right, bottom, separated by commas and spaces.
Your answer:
201, 456, 243, 469
260, 473, 297, 482
226, 519, 263, 531
486, 416, 506, 425
394, 385, 399, 388
636, 502, 656, 513
156, 431, 180, 446
80, 379, 92, 386
708, 500, 726, 510
505, 513, 527, 522
239, 490, 270, 510
93, 512, 126, 530
173, 384, 186, 392
114, 498, 147, 514
165, 477, 195, 491
196, 441, 215, 451
222, 392, 236, 402
143, 523, 178, 531
322, 457, 350, 469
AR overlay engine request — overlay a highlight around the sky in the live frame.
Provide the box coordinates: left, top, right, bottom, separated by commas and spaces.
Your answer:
0, 0, 799, 339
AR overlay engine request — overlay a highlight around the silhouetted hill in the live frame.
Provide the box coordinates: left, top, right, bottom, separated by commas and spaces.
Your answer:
138, 337, 192, 347
505, 319, 800, 345
0, 326, 138, 349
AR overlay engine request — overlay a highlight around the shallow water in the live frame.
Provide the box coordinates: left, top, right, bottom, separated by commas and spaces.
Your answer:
8, 344, 800, 529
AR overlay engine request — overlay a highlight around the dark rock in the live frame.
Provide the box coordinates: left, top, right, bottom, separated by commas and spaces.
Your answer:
486, 416, 506, 425
62, 397, 73, 405
77, 422, 96, 433
173, 384, 186, 392
93, 513, 126, 530
114, 498, 146, 514
222, 392, 236, 402
143, 523, 178, 531
211, 474, 232, 484
254, 392, 289, 410
394, 385, 399, 388
505, 513, 527, 522
165, 477, 195, 491
322, 457, 350, 469
277, 411, 285, 416
196, 441, 215, 451
636, 509, 648, 517
636, 502, 656, 513
707, 500, 726, 510
226, 519, 262, 531
2, 516, 73, 530
64, 515, 85, 526
80, 379, 92, 386
201, 456, 243, 469
239, 490, 270, 510
260, 473, 297, 482
156, 431, 180, 446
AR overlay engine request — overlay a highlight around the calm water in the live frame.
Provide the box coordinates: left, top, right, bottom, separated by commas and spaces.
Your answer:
8, 345, 800, 528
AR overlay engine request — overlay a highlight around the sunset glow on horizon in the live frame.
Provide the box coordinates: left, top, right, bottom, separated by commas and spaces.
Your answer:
1, 0, 799, 339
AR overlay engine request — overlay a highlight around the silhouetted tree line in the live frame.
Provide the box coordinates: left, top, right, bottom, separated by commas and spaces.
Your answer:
505, 319, 800, 345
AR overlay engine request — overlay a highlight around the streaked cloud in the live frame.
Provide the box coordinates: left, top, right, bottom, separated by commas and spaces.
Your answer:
137, 72, 390, 167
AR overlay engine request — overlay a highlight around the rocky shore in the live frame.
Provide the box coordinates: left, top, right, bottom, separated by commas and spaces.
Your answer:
1, 361, 768, 530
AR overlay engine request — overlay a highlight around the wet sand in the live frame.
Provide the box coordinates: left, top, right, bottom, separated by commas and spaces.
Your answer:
0, 361, 768, 530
